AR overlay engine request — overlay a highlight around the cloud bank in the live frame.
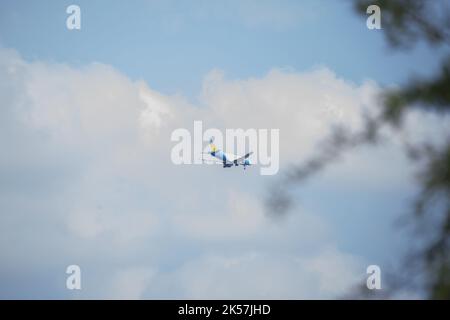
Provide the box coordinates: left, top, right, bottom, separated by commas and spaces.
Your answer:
1, 47, 446, 298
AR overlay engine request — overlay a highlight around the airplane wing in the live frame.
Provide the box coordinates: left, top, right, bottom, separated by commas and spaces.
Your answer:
201, 154, 228, 165
234, 151, 253, 164
202, 158, 226, 165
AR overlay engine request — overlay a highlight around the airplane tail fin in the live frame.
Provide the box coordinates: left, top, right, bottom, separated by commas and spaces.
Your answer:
209, 137, 218, 153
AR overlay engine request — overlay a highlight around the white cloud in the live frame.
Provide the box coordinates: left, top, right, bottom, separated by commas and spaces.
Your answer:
67, 208, 159, 245
172, 190, 265, 240
139, 84, 172, 130
108, 267, 156, 299
199, 67, 382, 165
174, 249, 363, 299
1, 47, 446, 299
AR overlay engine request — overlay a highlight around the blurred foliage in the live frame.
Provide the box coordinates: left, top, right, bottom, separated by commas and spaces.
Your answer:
268, 0, 450, 299
355, 0, 450, 48
384, 58, 450, 126
355, 0, 450, 300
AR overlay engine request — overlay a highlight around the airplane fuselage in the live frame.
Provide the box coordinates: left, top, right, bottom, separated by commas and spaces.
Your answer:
211, 151, 250, 168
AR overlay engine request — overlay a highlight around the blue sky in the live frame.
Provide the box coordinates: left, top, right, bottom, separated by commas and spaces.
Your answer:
0, 0, 444, 98
0, 0, 448, 299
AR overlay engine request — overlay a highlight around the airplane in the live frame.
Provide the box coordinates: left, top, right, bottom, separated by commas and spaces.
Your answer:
202, 137, 253, 170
